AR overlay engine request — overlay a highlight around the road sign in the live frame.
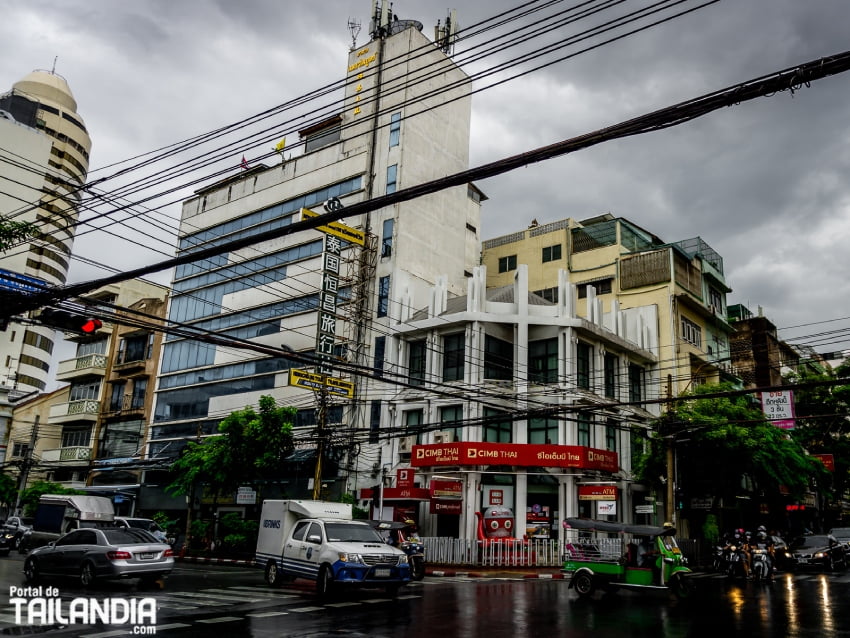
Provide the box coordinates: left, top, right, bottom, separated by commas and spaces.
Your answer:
289, 368, 354, 398
635, 505, 655, 514
301, 207, 365, 245
0, 268, 47, 295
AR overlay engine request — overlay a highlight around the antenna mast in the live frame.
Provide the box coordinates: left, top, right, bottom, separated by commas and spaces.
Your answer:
348, 17, 362, 49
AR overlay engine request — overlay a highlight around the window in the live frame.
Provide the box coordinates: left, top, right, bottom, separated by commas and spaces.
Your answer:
304, 122, 341, 152
69, 381, 100, 402
484, 335, 513, 381
405, 409, 424, 443
119, 333, 152, 364
576, 342, 592, 390
62, 427, 91, 448
131, 378, 147, 409
110, 381, 126, 411
532, 287, 558, 303
681, 316, 702, 347
498, 255, 517, 273
381, 218, 394, 257
76, 338, 107, 357
484, 408, 512, 443
439, 404, 464, 442
529, 338, 558, 384
606, 419, 618, 452
528, 417, 559, 444
386, 164, 398, 194
389, 112, 401, 147
577, 278, 613, 298
11, 443, 30, 458
369, 400, 381, 443
628, 363, 644, 403
542, 244, 562, 263
577, 413, 593, 447
443, 333, 465, 382
604, 353, 618, 399
377, 276, 390, 317
708, 287, 723, 313
373, 336, 386, 378
408, 340, 426, 386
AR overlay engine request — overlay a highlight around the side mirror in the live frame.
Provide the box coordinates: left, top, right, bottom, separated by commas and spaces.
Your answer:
306, 534, 322, 544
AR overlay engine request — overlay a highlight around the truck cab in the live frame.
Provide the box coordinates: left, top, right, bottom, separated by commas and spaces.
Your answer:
21, 495, 115, 552
256, 500, 411, 598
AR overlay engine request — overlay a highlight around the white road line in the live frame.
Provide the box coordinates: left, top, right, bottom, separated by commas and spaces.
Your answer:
247, 611, 291, 617
288, 606, 325, 613
324, 601, 361, 608
197, 616, 244, 624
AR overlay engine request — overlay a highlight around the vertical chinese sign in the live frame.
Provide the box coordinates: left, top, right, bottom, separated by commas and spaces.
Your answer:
317, 234, 342, 375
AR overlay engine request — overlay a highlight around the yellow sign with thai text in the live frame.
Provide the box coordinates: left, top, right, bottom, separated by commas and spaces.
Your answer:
300, 207, 365, 246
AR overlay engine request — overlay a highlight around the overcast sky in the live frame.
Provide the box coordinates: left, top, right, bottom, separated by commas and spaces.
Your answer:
2, 0, 849, 355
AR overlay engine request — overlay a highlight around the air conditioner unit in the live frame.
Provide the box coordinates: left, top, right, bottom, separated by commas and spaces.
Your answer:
433, 430, 455, 444
398, 435, 417, 454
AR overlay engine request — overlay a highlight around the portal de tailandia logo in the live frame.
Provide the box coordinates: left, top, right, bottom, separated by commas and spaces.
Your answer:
9, 585, 157, 633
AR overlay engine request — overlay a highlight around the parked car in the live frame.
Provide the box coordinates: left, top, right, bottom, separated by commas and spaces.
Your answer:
828, 527, 850, 548
114, 517, 170, 544
23, 527, 174, 587
2, 517, 34, 552
789, 534, 848, 571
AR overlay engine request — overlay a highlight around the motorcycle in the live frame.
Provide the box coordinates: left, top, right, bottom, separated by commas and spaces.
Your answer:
750, 548, 772, 582
368, 520, 426, 581
723, 544, 748, 580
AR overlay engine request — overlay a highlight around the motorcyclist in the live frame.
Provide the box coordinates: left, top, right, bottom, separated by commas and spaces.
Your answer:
723, 528, 750, 579
750, 525, 775, 581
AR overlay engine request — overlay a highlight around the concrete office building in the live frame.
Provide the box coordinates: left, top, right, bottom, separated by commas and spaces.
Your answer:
147, 5, 482, 511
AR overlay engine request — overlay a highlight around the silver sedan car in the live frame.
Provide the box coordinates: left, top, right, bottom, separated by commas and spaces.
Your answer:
23, 527, 174, 587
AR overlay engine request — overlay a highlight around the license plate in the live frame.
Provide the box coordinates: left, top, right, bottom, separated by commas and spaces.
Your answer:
374, 568, 391, 578
139, 552, 155, 560
797, 558, 808, 564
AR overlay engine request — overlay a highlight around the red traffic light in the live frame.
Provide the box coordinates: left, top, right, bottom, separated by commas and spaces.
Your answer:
80, 318, 103, 333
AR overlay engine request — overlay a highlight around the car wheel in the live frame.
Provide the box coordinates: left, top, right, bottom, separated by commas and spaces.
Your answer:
572, 572, 595, 597
826, 556, 835, 572
10, 536, 19, 551
265, 560, 281, 587
316, 565, 334, 599
80, 562, 96, 587
23, 558, 38, 583
671, 573, 693, 599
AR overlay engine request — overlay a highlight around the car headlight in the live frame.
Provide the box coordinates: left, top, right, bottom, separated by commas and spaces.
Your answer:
4, 534, 14, 539
814, 552, 825, 558
338, 552, 364, 564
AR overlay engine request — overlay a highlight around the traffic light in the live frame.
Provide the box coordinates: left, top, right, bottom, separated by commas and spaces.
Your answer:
38, 308, 103, 334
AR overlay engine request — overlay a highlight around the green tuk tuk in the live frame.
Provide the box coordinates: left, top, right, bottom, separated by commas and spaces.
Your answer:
561, 518, 693, 599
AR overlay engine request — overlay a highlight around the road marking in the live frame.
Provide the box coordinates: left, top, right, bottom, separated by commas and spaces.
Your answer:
167, 591, 264, 602
247, 611, 291, 617
156, 623, 193, 631
197, 616, 244, 624
288, 606, 325, 613
324, 601, 361, 607
205, 587, 288, 598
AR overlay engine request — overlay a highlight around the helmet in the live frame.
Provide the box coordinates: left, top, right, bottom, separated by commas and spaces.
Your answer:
735, 528, 745, 535
757, 525, 767, 533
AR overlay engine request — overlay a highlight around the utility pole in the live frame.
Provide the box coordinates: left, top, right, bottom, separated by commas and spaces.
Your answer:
312, 382, 328, 500
665, 374, 675, 527
181, 421, 202, 556
14, 415, 39, 516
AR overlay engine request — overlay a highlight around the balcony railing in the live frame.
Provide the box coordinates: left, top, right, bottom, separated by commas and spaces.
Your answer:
49, 399, 100, 423
56, 354, 107, 381
41, 446, 92, 463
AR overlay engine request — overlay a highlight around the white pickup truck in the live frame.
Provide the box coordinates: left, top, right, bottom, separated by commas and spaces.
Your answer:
255, 499, 411, 598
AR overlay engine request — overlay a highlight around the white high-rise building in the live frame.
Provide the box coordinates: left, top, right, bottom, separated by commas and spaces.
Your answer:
0, 70, 92, 395
145, 7, 482, 510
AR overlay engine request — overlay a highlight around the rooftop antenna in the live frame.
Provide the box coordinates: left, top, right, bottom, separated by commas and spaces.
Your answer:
435, 9, 458, 55
369, 0, 391, 40
50, 56, 58, 74
348, 17, 362, 49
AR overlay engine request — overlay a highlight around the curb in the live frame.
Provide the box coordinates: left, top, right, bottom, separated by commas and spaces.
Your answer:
426, 569, 565, 579
177, 556, 258, 567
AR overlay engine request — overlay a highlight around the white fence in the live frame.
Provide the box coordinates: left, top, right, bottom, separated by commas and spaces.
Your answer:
422, 537, 564, 568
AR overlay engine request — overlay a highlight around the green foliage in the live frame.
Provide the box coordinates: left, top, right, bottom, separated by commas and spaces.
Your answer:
0, 217, 37, 252
0, 473, 17, 509
20, 481, 85, 516
151, 511, 179, 533
634, 383, 823, 503
340, 492, 369, 519
188, 519, 211, 550
702, 514, 720, 545
218, 512, 258, 553
167, 395, 296, 497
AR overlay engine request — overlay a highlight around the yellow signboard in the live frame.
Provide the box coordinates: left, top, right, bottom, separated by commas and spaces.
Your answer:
300, 207, 365, 246
289, 368, 355, 398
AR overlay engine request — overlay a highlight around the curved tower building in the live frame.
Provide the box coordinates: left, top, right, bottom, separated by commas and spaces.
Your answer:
0, 70, 92, 393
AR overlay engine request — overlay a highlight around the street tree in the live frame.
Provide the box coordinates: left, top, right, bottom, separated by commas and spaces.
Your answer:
167, 395, 296, 499
786, 363, 850, 522
19, 481, 85, 516
0, 217, 36, 252
0, 473, 17, 512
633, 382, 826, 530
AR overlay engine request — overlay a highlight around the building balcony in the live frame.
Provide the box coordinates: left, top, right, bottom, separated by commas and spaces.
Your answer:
56, 353, 107, 382
41, 446, 92, 464
49, 399, 100, 424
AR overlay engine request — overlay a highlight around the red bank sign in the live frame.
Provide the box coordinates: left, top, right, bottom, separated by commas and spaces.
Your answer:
411, 442, 618, 472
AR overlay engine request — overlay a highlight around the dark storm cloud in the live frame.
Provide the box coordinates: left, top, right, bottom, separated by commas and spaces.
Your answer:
2, 0, 849, 349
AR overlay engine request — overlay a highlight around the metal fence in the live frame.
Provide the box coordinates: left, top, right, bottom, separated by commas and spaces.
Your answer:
422, 536, 706, 569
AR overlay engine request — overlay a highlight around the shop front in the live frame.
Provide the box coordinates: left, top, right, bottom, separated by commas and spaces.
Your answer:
410, 441, 621, 541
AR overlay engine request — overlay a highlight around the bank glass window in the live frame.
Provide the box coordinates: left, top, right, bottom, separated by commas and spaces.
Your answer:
442, 333, 465, 382
603, 353, 618, 398
483, 408, 512, 443
405, 409, 424, 443
628, 363, 644, 403
408, 340, 426, 386
498, 255, 517, 273
577, 413, 592, 447
576, 342, 592, 390
529, 338, 558, 384
528, 417, 559, 444
439, 404, 464, 442
484, 335, 513, 381
605, 419, 618, 452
